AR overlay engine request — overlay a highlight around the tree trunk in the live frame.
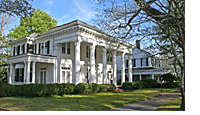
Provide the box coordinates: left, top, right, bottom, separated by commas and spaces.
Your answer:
180, 69, 185, 110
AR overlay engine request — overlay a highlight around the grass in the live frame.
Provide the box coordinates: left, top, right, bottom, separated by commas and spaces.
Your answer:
0, 92, 159, 111
155, 97, 183, 111
124, 88, 180, 93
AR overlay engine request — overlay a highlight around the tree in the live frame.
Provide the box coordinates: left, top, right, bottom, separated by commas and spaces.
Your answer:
8, 9, 58, 40
95, 0, 185, 110
0, 0, 34, 18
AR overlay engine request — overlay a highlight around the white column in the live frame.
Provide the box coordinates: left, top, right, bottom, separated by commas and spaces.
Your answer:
36, 43, 39, 54
9, 63, 13, 84
32, 61, 36, 84
24, 61, 27, 83
26, 61, 31, 84
90, 43, 96, 83
139, 74, 142, 80
102, 48, 107, 84
121, 53, 125, 84
148, 57, 151, 67
128, 55, 133, 82
53, 62, 56, 83
152, 73, 154, 80
112, 50, 117, 86
74, 40, 81, 85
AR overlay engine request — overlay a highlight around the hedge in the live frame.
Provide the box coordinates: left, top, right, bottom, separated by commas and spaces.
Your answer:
122, 81, 145, 90
141, 79, 158, 88
0, 83, 115, 97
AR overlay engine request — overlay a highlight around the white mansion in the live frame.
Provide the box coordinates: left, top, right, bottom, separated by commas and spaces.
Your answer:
7, 20, 133, 86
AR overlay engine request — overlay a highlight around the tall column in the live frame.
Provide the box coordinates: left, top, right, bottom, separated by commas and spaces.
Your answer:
102, 48, 107, 84
25, 43, 27, 53
128, 55, 133, 82
74, 39, 81, 85
139, 74, 142, 80
121, 52, 125, 84
26, 61, 31, 84
90, 43, 96, 83
112, 50, 117, 86
152, 73, 154, 80
9, 63, 13, 84
32, 61, 36, 84
53, 62, 56, 83
24, 61, 27, 83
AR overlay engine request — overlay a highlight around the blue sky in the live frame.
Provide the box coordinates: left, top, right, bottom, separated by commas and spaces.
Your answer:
11, 0, 101, 29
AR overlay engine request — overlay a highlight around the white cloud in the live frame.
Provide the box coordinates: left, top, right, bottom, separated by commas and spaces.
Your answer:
72, 0, 97, 21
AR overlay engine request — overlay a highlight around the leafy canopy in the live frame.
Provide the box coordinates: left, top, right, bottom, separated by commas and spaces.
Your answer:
8, 9, 58, 39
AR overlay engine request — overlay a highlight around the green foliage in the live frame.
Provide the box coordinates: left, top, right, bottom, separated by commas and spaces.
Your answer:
161, 73, 177, 84
0, 0, 34, 18
91, 83, 101, 93
100, 84, 110, 92
141, 79, 158, 88
76, 83, 93, 94
8, 9, 58, 40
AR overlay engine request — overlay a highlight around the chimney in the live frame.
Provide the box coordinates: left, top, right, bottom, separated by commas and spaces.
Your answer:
136, 40, 140, 49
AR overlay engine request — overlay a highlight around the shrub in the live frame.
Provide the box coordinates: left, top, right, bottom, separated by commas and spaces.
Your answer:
91, 83, 101, 93
46, 84, 60, 96
0, 83, 12, 97
141, 79, 157, 88
100, 84, 110, 92
76, 83, 92, 94
122, 82, 133, 90
109, 84, 116, 91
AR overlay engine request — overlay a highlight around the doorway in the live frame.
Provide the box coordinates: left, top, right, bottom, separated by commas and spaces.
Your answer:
40, 70, 46, 84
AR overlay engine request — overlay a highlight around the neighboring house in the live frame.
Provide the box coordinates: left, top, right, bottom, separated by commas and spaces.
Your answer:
117, 40, 165, 84
7, 20, 133, 86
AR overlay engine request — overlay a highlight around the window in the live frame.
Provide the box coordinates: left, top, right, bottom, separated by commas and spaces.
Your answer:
34, 44, 37, 54
133, 59, 136, 67
67, 42, 70, 54
38, 43, 41, 54
141, 58, 146, 67
86, 46, 89, 58
16, 45, 20, 55
20, 45, 23, 54
146, 58, 149, 66
125, 60, 128, 68
62, 43, 66, 54
23, 44, 25, 54
45, 41, 50, 54
62, 67, 71, 83
41, 43, 44, 54
107, 51, 112, 62
29, 44, 34, 54
151, 58, 155, 67
15, 68, 24, 82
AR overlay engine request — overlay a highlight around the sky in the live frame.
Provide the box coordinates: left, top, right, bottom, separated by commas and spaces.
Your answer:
9, 0, 101, 31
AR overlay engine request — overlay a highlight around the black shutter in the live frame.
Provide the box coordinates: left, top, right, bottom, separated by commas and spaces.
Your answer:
23, 44, 25, 54
146, 58, 148, 66
134, 59, 136, 67
141, 58, 142, 67
13, 47, 15, 56
39, 43, 41, 54
35, 44, 37, 54
17, 45, 20, 55
47, 41, 50, 54
22, 68, 24, 82
27, 43, 29, 53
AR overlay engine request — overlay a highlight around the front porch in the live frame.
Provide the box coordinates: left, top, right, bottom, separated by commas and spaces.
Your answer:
7, 53, 56, 85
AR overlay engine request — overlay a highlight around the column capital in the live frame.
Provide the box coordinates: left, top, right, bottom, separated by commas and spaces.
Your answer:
89, 43, 96, 50
73, 38, 82, 46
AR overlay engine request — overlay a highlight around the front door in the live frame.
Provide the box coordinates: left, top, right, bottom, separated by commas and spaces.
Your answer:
40, 70, 46, 84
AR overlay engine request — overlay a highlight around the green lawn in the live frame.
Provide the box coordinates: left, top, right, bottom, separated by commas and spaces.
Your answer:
155, 97, 183, 111
124, 88, 180, 93
0, 92, 159, 111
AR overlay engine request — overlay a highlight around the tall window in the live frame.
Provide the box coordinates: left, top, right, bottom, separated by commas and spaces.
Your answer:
45, 42, 48, 54
125, 60, 128, 68
133, 59, 136, 67
15, 68, 24, 82
62, 67, 70, 83
67, 42, 70, 54
151, 58, 155, 67
62, 43, 66, 54
141, 58, 146, 67
107, 51, 112, 62
29, 44, 34, 54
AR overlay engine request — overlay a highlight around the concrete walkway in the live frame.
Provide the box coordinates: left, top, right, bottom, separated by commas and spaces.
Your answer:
107, 92, 181, 111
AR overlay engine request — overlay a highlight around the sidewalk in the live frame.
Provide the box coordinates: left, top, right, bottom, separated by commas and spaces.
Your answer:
107, 92, 181, 111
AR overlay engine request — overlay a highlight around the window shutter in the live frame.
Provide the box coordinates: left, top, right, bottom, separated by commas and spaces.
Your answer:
140, 58, 142, 67
47, 41, 50, 54
27, 43, 29, 53
13, 47, 15, 56
35, 44, 37, 54
39, 43, 41, 54
23, 44, 25, 54
146, 58, 148, 66
134, 59, 136, 67
17, 45, 20, 55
